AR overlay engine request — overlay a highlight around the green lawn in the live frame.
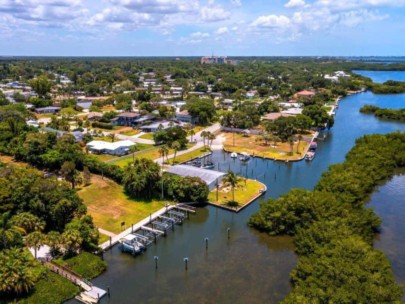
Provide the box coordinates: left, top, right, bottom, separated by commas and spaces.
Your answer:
120, 129, 140, 136
139, 133, 155, 140
98, 233, 110, 245
78, 175, 167, 233
54, 252, 107, 280
107, 145, 165, 167
208, 179, 265, 210
167, 147, 211, 164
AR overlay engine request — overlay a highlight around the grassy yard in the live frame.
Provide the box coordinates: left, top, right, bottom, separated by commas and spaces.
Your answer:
78, 175, 166, 234
167, 147, 211, 164
139, 132, 155, 140
223, 132, 311, 161
208, 179, 265, 210
98, 233, 110, 244
119, 129, 140, 136
190, 126, 205, 134
54, 252, 107, 280
107, 145, 167, 167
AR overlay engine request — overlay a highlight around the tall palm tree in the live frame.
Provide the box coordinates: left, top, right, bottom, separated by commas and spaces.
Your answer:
159, 145, 169, 163
12, 212, 45, 234
288, 137, 294, 156
172, 141, 181, 165
201, 131, 208, 148
222, 171, 241, 202
25, 231, 45, 260
207, 132, 216, 149
296, 134, 303, 153
0, 212, 24, 250
130, 145, 139, 163
189, 129, 195, 142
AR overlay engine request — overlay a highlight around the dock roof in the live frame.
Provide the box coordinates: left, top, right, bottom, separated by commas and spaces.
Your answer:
167, 165, 225, 187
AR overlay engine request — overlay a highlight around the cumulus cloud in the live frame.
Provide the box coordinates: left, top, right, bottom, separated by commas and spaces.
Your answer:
285, 0, 305, 8
251, 15, 291, 29
109, 0, 198, 14
216, 26, 229, 35
201, 6, 231, 22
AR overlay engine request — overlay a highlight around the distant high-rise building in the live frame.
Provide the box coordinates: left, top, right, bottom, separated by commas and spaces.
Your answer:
200, 56, 235, 65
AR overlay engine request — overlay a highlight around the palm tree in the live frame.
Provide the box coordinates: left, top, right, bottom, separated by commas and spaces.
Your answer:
62, 228, 83, 255
161, 145, 169, 163
12, 212, 45, 234
222, 171, 241, 202
108, 133, 116, 143
288, 137, 294, 156
0, 212, 24, 249
207, 132, 216, 149
157, 123, 164, 131
130, 145, 139, 163
46, 231, 62, 256
172, 141, 181, 164
201, 131, 208, 148
189, 129, 195, 142
296, 134, 303, 153
25, 231, 45, 259
0, 248, 36, 295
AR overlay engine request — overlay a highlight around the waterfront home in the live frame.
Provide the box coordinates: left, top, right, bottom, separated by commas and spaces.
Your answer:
281, 108, 303, 115
167, 165, 225, 190
111, 112, 141, 126
140, 120, 185, 133
86, 140, 135, 155
296, 90, 315, 99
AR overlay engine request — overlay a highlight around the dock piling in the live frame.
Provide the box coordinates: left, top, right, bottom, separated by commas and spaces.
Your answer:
205, 237, 209, 250
227, 228, 231, 239
107, 286, 110, 297
184, 257, 189, 271
109, 236, 112, 247
154, 256, 159, 269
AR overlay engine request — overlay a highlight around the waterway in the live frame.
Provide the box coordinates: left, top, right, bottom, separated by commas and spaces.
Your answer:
76, 72, 405, 303
353, 70, 405, 83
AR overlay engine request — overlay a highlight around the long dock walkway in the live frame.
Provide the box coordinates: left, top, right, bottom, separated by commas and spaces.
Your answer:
99, 204, 176, 250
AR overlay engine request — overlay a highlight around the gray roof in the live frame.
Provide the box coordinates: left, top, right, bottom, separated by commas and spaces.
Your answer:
167, 165, 225, 186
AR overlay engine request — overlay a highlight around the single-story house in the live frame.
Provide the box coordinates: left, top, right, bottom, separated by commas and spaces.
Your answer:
87, 112, 103, 121
140, 120, 185, 133
281, 108, 303, 115
262, 113, 293, 121
167, 165, 225, 190
26, 120, 40, 128
296, 90, 315, 99
111, 112, 141, 126
175, 110, 198, 124
35, 106, 61, 114
86, 140, 135, 156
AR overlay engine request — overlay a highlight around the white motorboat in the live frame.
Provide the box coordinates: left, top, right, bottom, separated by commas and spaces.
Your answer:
230, 152, 238, 158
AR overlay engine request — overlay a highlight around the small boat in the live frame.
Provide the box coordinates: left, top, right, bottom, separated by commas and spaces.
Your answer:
119, 235, 144, 255
309, 142, 317, 150
230, 152, 238, 158
240, 152, 250, 162
305, 151, 315, 161
201, 162, 215, 169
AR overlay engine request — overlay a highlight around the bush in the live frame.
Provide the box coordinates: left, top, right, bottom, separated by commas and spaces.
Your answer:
92, 121, 113, 130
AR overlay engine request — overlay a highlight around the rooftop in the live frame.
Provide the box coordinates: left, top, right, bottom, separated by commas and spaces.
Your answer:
167, 165, 225, 186
87, 140, 135, 151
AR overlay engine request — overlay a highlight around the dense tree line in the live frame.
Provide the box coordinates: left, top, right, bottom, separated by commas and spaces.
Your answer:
360, 104, 405, 122
249, 132, 405, 302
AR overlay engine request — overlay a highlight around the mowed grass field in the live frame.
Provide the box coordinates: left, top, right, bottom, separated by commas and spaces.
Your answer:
78, 175, 166, 234
223, 132, 311, 161
208, 179, 265, 209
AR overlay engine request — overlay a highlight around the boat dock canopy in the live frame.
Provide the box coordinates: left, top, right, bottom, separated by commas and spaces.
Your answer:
167, 165, 225, 190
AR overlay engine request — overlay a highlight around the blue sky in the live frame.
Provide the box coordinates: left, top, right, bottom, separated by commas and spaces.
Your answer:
0, 0, 405, 56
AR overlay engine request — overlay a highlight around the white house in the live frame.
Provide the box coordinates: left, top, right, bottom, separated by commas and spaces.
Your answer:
86, 140, 135, 156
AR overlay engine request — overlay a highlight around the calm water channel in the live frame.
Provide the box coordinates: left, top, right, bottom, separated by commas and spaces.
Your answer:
73, 71, 405, 303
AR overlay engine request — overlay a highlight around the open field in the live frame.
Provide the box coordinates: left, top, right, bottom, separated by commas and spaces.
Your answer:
208, 179, 265, 211
78, 175, 166, 234
119, 129, 140, 136
222, 132, 312, 161
107, 146, 168, 167
91, 142, 153, 164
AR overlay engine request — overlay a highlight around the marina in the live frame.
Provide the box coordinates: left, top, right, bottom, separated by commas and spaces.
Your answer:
71, 77, 405, 304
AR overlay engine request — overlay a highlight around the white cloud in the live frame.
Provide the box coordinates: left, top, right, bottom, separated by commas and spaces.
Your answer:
216, 26, 229, 35
285, 0, 305, 8
201, 6, 231, 22
190, 31, 210, 38
231, 0, 242, 7
251, 15, 291, 29
109, 0, 198, 14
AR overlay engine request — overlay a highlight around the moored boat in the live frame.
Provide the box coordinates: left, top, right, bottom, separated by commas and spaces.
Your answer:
230, 152, 238, 158
240, 152, 250, 161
